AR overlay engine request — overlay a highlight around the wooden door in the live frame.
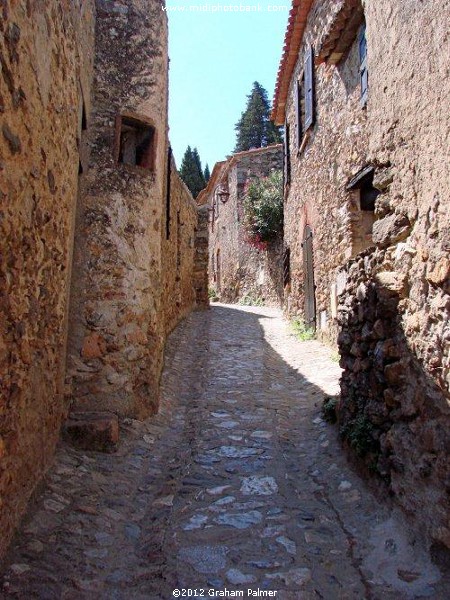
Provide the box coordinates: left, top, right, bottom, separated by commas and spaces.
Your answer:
302, 225, 316, 328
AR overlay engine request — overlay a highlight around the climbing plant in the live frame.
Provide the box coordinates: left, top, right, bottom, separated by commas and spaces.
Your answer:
243, 170, 283, 249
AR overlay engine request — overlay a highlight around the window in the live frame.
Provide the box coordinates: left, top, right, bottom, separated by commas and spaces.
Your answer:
359, 24, 368, 106
295, 45, 315, 149
115, 114, 156, 170
294, 79, 303, 148
283, 121, 291, 186
346, 166, 379, 256
304, 45, 315, 130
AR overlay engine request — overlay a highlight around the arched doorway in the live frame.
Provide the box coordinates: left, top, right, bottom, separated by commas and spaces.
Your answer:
302, 225, 316, 328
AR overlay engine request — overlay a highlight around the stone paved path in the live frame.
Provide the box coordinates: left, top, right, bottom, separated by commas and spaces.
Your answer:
1, 304, 448, 599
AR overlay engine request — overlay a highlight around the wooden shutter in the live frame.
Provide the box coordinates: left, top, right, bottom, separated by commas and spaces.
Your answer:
304, 46, 315, 130
294, 80, 302, 147
283, 121, 291, 186
359, 25, 368, 106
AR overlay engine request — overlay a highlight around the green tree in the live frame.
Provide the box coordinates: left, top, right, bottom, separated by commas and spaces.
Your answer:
243, 170, 283, 248
234, 82, 282, 152
204, 163, 211, 183
179, 146, 206, 198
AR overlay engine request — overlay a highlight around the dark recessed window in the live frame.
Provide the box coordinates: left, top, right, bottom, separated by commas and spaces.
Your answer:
360, 180, 378, 211
116, 115, 156, 170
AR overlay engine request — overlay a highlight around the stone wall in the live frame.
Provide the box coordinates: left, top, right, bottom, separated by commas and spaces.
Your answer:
66, 0, 170, 419
0, 0, 95, 558
337, 0, 450, 550
337, 242, 450, 550
193, 204, 210, 310
162, 157, 200, 335
276, 0, 449, 549
0, 0, 208, 560
282, 0, 369, 344
208, 145, 284, 306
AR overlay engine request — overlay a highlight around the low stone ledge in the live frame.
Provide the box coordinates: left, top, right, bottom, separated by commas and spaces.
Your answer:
63, 411, 119, 452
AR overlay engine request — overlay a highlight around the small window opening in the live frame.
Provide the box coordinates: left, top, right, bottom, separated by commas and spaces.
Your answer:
360, 179, 378, 211
117, 116, 155, 170
346, 166, 379, 257
81, 103, 87, 131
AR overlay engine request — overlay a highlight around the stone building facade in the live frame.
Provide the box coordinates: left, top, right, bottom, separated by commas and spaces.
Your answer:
273, 0, 449, 549
200, 145, 284, 306
0, 0, 207, 559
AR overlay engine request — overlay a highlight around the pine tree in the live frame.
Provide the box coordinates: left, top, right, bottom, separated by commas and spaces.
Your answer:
179, 146, 206, 198
204, 163, 211, 183
234, 82, 282, 153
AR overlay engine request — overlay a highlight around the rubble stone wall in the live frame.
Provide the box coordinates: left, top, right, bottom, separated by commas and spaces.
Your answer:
337, 0, 450, 549
162, 159, 199, 335
209, 146, 283, 306
66, 0, 170, 419
0, 0, 96, 558
193, 204, 210, 310
283, 0, 369, 344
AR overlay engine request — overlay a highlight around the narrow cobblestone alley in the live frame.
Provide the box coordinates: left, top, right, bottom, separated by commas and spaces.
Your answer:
1, 305, 447, 600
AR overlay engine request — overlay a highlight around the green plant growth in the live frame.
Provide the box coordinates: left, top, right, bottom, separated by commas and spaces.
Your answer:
234, 81, 282, 152
243, 170, 283, 248
341, 415, 378, 457
208, 287, 219, 301
238, 293, 265, 307
322, 396, 339, 424
179, 146, 206, 198
291, 317, 316, 341
330, 351, 340, 363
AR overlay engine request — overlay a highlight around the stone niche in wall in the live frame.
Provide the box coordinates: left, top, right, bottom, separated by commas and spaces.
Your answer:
345, 166, 379, 259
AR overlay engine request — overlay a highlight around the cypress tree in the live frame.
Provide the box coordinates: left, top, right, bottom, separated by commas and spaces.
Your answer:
234, 82, 282, 153
204, 163, 211, 183
179, 146, 206, 198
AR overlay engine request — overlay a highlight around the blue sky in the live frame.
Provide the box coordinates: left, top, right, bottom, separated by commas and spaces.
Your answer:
167, 2, 290, 172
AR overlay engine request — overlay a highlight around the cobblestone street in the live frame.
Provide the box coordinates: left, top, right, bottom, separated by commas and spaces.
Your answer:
1, 305, 447, 599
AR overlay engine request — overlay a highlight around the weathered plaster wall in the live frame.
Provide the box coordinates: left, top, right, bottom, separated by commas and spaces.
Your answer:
283, 0, 369, 344
162, 158, 199, 334
337, 0, 450, 549
209, 146, 283, 306
0, 0, 95, 558
66, 0, 169, 419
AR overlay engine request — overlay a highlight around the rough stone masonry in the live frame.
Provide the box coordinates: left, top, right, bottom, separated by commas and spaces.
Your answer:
272, 0, 449, 551
0, 0, 208, 559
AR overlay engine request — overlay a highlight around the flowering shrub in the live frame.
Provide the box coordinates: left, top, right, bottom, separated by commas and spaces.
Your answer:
243, 170, 283, 248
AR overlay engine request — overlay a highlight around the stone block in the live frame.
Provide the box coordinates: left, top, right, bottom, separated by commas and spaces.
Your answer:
372, 213, 411, 247
81, 333, 107, 359
374, 271, 408, 296
63, 412, 119, 452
